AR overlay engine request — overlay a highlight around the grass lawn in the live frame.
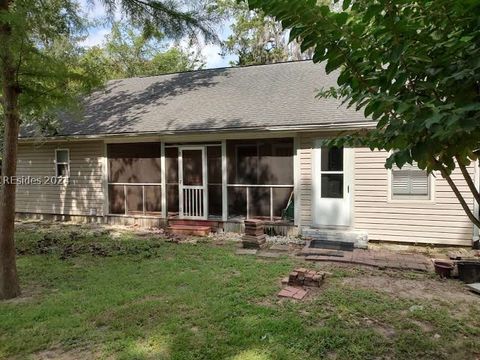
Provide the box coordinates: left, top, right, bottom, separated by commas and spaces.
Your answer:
1, 223, 479, 359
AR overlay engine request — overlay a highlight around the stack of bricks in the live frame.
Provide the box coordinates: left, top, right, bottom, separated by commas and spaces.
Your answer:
286, 268, 325, 287
242, 219, 266, 249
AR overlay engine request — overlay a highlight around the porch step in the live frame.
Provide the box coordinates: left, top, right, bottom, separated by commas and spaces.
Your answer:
168, 219, 221, 231
167, 224, 211, 236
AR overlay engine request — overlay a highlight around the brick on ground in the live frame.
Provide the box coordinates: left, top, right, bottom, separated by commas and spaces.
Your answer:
235, 249, 258, 255
278, 286, 308, 300
269, 244, 290, 252
256, 251, 281, 258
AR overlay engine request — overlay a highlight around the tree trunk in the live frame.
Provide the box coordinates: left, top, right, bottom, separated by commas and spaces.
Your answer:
455, 157, 480, 206
0, 0, 21, 300
437, 163, 480, 249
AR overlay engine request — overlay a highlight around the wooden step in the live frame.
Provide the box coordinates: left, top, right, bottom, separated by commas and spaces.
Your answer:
168, 219, 221, 231
167, 224, 211, 236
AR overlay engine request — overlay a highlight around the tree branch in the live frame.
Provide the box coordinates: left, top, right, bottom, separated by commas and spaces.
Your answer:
455, 156, 480, 206
435, 158, 480, 229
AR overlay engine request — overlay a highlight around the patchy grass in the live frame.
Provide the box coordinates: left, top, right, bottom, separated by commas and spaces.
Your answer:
0, 224, 479, 359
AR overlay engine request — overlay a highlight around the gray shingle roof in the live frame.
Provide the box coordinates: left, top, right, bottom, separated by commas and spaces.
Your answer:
22, 60, 369, 138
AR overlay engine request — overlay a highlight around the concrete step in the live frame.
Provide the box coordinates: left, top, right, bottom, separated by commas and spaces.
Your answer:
301, 227, 368, 249
168, 224, 211, 236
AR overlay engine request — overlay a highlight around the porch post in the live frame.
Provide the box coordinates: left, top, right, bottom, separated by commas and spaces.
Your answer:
221, 140, 228, 222
102, 141, 109, 217
293, 135, 300, 227
474, 159, 479, 246
161, 141, 167, 219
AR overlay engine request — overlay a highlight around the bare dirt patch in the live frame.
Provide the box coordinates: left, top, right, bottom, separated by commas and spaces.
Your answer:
363, 317, 397, 338
342, 275, 478, 304
31, 347, 101, 360
3, 285, 46, 304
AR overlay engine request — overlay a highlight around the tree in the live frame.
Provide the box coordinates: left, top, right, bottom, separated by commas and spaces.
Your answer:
82, 22, 203, 81
247, 0, 480, 246
216, 0, 311, 65
0, 0, 218, 300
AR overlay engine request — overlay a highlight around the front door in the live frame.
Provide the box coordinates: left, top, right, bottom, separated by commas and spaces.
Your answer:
312, 142, 352, 227
179, 147, 208, 219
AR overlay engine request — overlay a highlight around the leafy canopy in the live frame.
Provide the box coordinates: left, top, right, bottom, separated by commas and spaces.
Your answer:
215, 0, 312, 65
81, 22, 203, 81
1, 0, 219, 132
246, 0, 480, 174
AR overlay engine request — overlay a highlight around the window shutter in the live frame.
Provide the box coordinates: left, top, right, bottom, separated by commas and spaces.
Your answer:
391, 162, 429, 198
392, 170, 411, 194
410, 170, 429, 195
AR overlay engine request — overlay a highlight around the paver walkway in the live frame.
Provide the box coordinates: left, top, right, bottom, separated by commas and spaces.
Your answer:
304, 248, 431, 272
235, 244, 433, 272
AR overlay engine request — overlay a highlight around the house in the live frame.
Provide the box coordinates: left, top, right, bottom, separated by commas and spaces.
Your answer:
16, 61, 479, 247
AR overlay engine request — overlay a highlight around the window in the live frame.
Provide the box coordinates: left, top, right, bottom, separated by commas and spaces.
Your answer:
55, 149, 70, 178
319, 147, 344, 198
391, 163, 430, 199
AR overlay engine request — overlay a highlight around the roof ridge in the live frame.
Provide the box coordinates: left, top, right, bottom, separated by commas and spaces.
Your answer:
107, 59, 313, 83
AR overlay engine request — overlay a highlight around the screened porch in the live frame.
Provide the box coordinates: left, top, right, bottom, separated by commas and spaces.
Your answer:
106, 138, 294, 223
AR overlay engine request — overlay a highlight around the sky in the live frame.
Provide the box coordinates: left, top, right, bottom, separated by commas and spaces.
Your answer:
79, 0, 236, 69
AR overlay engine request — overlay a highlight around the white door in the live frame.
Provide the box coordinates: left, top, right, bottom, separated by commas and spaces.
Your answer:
312, 141, 352, 227
179, 146, 208, 219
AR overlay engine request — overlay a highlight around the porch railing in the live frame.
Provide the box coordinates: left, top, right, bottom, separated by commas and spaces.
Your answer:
108, 182, 162, 215
182, 185, 206, 218
226, 184, 294, 221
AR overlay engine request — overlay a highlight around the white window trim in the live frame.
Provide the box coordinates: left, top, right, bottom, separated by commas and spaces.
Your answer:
387, 167, 436, 203
55, 149, 70, 179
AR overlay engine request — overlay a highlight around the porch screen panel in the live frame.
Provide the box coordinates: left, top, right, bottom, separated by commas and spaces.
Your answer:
107, 142, 161, 215
165, 147, 179, 214
108, 185, 125, 214
249, 187, 270, 218
228, 187, 247, 217
227, 138, 294, 220
145, 186, 162, 212
227, 139, 293, 185
182, 149, 203, 186
272, 188, 293, 218
207, 146, 222, 216
126, 185, 143, 213
108, 143, 161, 183
234, 145, 258, 184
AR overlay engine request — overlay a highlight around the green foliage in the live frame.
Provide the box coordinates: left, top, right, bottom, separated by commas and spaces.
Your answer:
0, 0, 102, 133
80, 22, 203, 81
216, 0, 311, 65
1, 0, 220, 134
96, 0, 219, 44
246, 0, 480, 175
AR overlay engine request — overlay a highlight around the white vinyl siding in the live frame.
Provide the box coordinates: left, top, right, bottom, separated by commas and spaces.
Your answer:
354, 148, 475, 246
16, 141, 105, 216
391, 164, 429, 198
297, 132, 476, 246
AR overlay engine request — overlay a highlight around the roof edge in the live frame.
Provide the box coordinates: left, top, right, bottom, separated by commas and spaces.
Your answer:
18, 121, 376, 143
